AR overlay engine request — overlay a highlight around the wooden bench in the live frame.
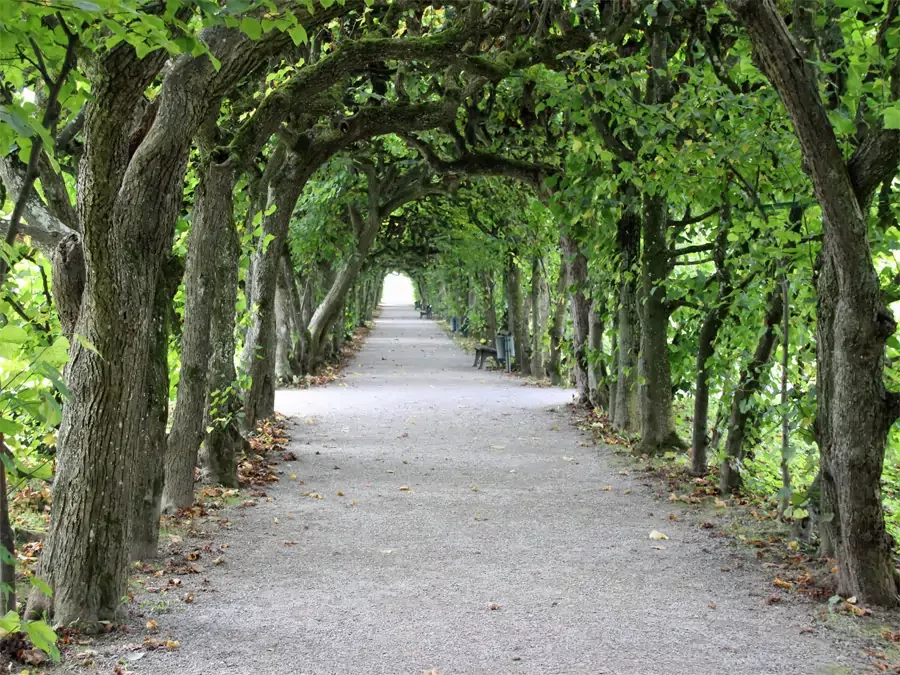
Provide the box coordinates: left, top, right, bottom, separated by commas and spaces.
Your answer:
419, 305, 432, 319
473, 345, 501, 369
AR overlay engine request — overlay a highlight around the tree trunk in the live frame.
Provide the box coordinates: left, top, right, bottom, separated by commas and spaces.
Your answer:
275, 264, 295, 382
638, 193, 680, 452
200, 178, 241, 489
481, 271, 498, 343
562, 234, 590, 402
614, 205, 641, 432
505, 251, 530, 375
132, 258, 181, 557
547, 248, 568, 385
308, 208, 381, 368
719, 285, 783, 492
690, 224, 732, 476
531, 257, 547, 378
730, 0, 900, 605
163, 158, 232, 514
241, 151, 305, 430
0, 444, 15, 614
588, 298, 609, 408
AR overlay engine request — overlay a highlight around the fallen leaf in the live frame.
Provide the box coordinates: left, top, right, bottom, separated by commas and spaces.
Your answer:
289, 474, 297, 480
399, 485, 410, 491
601, 486, 612, 492
773, 578, 793, 590
490, 445, 506, 450
708, 603, 717, 610
714, 499, 728, 508
337, 491, 344, 497
212, 557, 224, 566
283, 541, 298, 546
488, 603, 501, 610
846, 596, 857, 604
273, 517, 279, 525
145, 620, 158, 631
183, 593, 194, 603
624, 489, 632, 495
651, 545, 666, 550
471, 487, 478, 492
166, 640, 180, 650
649, 530, 668, 540
282, 451, 297, 461
788, 540, 799, 551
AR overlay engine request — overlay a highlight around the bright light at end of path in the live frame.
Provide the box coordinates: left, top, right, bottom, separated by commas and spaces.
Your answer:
381, 272, 415, 306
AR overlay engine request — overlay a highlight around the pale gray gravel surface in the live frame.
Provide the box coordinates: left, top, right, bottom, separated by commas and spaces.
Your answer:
119, 306, 863, 674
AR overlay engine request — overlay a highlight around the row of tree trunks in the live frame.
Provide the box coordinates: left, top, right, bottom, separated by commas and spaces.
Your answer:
307, 208, 382, 368
241, 148, 307, 430
163, 157, 234, 513
505, 251, 530, 375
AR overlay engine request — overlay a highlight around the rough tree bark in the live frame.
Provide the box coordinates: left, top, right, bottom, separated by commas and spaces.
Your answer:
588, 298, 609, 409
505, 251, 530, 375
547, 247, 568, 385
639, 193, 681, 452
163, 157, 234, 513
730, 0, 900, 605
562, 234, 589, 401
132, 257, 181, 559
199, 184, 241, 488
613, 204, 641, 432
531, 257, 548, 378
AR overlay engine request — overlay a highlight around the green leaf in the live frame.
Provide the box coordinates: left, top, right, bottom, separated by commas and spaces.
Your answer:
240, 17, 262, 40
29, 577, 53, 598
73, 0, 101, 9
0, 610, 19, 634
0, 325, 28, 344
288, 24, 308, 46
884, 106, 900, 130
24, 619, 60, 662
0, 419, 24, 437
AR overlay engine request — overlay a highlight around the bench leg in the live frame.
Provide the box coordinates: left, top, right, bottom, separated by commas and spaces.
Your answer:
473, 352, 479, 367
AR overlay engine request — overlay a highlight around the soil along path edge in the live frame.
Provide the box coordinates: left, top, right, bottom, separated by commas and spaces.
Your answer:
96, 306, 860, 674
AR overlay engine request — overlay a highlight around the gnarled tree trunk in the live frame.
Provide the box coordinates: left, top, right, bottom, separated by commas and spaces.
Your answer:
531, 257, 548, 378
730, 0, 900, 605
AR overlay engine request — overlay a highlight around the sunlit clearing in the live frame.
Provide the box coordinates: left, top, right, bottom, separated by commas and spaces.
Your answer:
381, 272, 415, 306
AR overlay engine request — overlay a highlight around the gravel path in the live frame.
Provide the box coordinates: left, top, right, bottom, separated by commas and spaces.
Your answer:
135, 306, 860, 674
